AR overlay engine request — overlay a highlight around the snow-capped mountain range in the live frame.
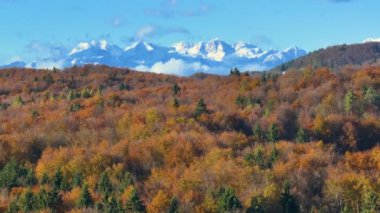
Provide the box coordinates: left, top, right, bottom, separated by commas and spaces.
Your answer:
0, 39, 307, 75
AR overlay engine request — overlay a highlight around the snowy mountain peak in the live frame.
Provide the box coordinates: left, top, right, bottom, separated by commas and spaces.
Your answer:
172, 41, 191, 54
69, 42, 91, 55
283, 46, 307, 58
172, 39, 235, 61
125, 41, 154, 52
69, 40, 109, 55
204, 39, 234, 61
284, 46, 303, 52
100, 40, 108, 50
233, 41, 262, 58
2, 39, 308, 76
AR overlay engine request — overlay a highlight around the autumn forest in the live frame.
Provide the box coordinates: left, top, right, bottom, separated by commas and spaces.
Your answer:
0, 64, 379, 213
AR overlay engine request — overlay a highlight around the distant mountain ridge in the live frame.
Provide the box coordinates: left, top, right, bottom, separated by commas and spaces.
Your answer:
275, 42, 380, 71
0, 39, 307, 75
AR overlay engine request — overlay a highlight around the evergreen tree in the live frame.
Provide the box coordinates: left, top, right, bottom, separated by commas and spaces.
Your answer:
364, 86, 376, 104
280, 181, 299, 213
73, 172, 84, 188
261, 73, 267, 83
253, 123, 264, 142
77, 184, 94, 209
97, 172, 113, 197
172, 97, 180, 108
247, 195, 266, 213
95, 202, 104, 212
68, 74, 76, 89
125, 189, 146, 213
119, 82, 130, 91
95, 87, 103, 97
295, 128, 307, 143
81, 87, 92, 99
235, 95, 247, 108
168, 197, 178, 213
230, 67, 241, 76
267, 123, 280, 143
269, 147, 280, 166
24, 169, 37, 187
52, 169, 64, 190
42, 74, 54, 85
48, 186, 62, 210
11, 96, 24, 108
69, 103, 83, 112
194, 98, 208, 117
34, 188, 49, 210
40, 172, 49, 185
252, 146, 266, 169
0, 159, 27, 189
6, 198, 20, 213
361, 190, 378, 213
31, 110, 39, 119
280, 64, 287, 72
344, 90, 355, 115
19, 188, 35, 212
104, 193, 124, 213
214, 187, 242, 212
61, 175, 71, 191
172, 83, 181, 96
0, 102, 9, 110
67, 89, 75, 100
120, 172, 134, 193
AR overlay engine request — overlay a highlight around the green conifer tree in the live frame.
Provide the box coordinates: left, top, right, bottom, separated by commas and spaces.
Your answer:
253, 123, 264, 142
104, 193, 124, 213
97, 172, 113, 197
67, 89, 75, 100
73, 172, 84, 188
25, 169, 37, 187
77, 184, 94, 209
295, 128, 307, 143
267, 123, 280, 143
280, 181, 299, 213
6, 198, 20, 213
214, 187, 242, 212
168, 197, 178, 213
40, 172, 49, 185
172, 97, 180, 108
125, 189, 146, 213
120, 172, 134, 193
361, 190, 378, 213
19, 188, 35, 212
194, 98, 208, 117
11, 96, 24, 108
247, 195, 266, 213
34, 188, 49, 210
0, 159, 27, 189
52, 169, 63, 190
172, 83, 181, 96
344, 90, 355, 115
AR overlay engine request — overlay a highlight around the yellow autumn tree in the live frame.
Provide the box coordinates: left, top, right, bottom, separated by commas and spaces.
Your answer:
147, 190, 171, 213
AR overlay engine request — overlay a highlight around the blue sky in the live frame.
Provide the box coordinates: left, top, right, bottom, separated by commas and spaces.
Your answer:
0, 0, 379, 64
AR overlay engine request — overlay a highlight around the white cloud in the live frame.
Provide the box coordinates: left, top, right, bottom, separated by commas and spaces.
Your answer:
241, 63, 268, 72
135, 25, 190, 40
136, 26, 156, 40
6, 55, 22, 64
28, 60, 65, 69
135, 58, 210, 76
110, 17, 124, 27
363, 38, 380, 43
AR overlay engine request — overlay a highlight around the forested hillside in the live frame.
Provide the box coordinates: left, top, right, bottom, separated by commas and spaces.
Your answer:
275, 42, 380, 71
0, 65, 379, 212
